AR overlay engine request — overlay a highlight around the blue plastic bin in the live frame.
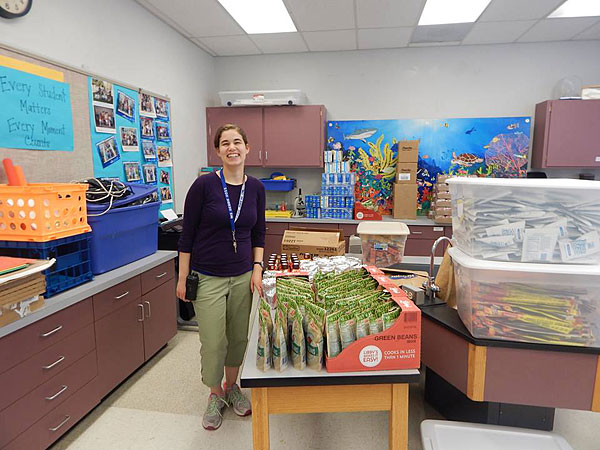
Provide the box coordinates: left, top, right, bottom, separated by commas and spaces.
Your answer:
87, 182, 157, 214
87, 200, 160, 275
260, 178, 296, 191
0, 233, 93, 297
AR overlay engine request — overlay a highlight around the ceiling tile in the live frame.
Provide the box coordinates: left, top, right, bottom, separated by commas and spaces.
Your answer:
411, 23, 473, 44
144, 0, 243, 37
573, 20, 600, 40
284, 0, 355, 31
302, 30, 357, 51
463, 20, 537, 44
358, 27, 412, 49
479, 0, 564, 22
518, 17, 600, 42
195, 36, 261, 56
250, 33, 309, 54
356, 0, 426, 28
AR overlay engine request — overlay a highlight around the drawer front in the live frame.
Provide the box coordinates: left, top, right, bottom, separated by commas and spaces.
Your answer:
0, 351, 97, 448
0, 299, 93, 375
92, 276, 141, 321
1, 428, 39, 450
141, 260, 175, 295
408, 225, 446, 240
0, 324, 95, 412
404, 238, 446, 257
37, 378, 99, 450
265, 222, 288, 235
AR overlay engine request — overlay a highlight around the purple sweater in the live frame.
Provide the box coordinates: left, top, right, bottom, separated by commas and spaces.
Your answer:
178, 172, 266, 277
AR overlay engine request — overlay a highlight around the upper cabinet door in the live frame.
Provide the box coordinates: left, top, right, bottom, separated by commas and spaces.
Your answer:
263, 105, 325, 167
545, 100, 600, 168
206, 107, 263, 167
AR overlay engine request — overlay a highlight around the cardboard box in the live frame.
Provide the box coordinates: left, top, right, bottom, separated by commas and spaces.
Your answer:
354, 202, 382, 221
435, 191, 451, 200
582, 85, 600, 100
435, 207, 452, 216
0, 273, 46, 328
437, 174, 451, 184
435, 182, 450, 193
434, 198, 451, 208
393, 184, 417, 219
397, 140, 419, 163
281, 227, 345, 256
434, 215, 453, 224
396, 162, 418, 184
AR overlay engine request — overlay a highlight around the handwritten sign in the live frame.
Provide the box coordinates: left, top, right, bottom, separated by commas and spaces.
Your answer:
0, 65, 74, 151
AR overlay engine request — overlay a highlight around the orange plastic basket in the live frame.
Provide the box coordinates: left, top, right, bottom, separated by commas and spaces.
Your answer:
0, 183, 91, 242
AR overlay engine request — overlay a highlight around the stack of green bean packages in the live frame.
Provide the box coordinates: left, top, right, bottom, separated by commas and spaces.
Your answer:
256, 297, 273, 371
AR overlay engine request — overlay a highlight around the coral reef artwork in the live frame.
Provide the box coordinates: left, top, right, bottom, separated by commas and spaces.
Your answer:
327, 117, 531, 216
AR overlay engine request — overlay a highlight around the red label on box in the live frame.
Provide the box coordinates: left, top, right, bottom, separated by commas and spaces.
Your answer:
354, 202, 382, 221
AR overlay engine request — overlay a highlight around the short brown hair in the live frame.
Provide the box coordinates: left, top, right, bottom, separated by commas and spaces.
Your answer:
213, 124, 248, 149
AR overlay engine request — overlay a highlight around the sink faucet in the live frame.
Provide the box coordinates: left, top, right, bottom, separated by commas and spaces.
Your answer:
422, 236, 453, 299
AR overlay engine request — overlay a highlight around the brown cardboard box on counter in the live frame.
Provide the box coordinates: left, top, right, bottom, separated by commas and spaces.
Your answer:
396, 162, 418, 184
281, 227, 345, 256
434, 198, 452, 208
393, 183, 417, 219
435, 182, 450, 193
437, 174, 451, 184
397, 140, 419, 163
434, 215, 453, 224
435, 191, 451, 200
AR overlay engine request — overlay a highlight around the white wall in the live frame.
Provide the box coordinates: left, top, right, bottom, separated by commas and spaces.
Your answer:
215, 41, 600, 450
0, 0, 215, 211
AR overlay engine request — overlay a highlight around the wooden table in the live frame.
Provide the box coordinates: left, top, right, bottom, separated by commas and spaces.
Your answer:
240, 313, 420, 450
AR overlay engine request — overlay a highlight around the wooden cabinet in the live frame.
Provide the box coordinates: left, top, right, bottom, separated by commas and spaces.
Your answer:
141, 278, 177, 360
405, 225, 448, 257
263, 222, 288, 263
206, 105, 326, 168
531, 99, 600, 168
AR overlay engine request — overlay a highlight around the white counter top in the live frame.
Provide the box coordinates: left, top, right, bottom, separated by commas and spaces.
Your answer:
0, 250, 177, 339
266, 216, 450, 226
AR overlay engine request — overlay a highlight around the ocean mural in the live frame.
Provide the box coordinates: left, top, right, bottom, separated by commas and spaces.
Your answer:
326, 117, 531, 216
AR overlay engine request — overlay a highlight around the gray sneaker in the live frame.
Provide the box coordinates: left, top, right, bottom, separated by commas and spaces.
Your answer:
202, 394, 228, 430
226, 383, 252, 417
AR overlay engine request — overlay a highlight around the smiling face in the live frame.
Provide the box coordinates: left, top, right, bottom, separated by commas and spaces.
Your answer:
216, 128, 249, 167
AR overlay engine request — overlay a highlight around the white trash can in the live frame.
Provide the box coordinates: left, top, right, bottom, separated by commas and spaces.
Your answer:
421, 420, 573, 450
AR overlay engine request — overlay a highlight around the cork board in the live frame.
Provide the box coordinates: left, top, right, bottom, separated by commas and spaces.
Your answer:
0, 46, 93, 184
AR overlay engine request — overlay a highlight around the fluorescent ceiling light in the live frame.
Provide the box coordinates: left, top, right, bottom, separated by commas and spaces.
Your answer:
217, 0, 297, 34
549, 0, 600, 18
418, 0, 492, 26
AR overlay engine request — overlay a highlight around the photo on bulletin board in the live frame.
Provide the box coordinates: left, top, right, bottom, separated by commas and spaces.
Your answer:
160, 186, 173, 204
142, 140, 156, 160
91, 78, 114, 106
155, 98, 168, 119
159, 169, 170, 185
155, 121, 170, 141
116, 91, 135, 121
120, 127, 139, 152
157, 144, 172, 167
96, 136, 120, 168
140, 117, 154, 139
139, 92, 156, 118
123, 161, 142, 182
143, 164, 157, 184
93, 104, 116, 134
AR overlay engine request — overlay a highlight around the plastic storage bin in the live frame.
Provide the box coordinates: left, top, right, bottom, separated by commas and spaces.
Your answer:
357, 221, 410, 268
260, 178, 295, 191
449, 246, 600, 348
0, 183, 91, 242
421, 420, 573, 450
87, 198, 160, 275
0, 233, 93, 297
447, 177, 600, 264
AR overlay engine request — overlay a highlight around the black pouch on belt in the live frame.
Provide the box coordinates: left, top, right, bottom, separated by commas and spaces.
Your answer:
185, 272, 199, 300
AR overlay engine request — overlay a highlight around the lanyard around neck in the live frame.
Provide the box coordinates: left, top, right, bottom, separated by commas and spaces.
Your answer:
219, 170, 246, 251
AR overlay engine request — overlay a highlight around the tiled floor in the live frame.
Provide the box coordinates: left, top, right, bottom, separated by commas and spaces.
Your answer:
50, 330, 442, 450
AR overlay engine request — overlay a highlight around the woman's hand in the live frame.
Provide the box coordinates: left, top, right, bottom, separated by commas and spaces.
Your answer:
176, 276, 189, 302
250, 266, 264, 298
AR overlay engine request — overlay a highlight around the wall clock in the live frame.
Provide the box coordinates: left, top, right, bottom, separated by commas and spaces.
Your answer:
0, 0, 32, 19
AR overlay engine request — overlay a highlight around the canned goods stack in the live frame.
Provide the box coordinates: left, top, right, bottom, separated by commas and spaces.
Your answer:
305, 173, 355, 219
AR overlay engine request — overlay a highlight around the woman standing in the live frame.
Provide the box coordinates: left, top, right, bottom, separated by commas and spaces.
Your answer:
177, 124, 265, 430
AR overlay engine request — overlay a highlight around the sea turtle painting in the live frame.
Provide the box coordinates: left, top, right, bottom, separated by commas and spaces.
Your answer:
451, 152, 483, 167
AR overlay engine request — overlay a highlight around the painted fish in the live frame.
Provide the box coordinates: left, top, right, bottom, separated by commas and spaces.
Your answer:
465, 127, 476, 135
422, 154, 429, 159
344, 128, 377, 142
507, 123, 519, 130
443, 123, 449, 128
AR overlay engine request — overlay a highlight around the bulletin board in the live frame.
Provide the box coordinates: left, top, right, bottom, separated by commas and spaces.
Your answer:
0, 44, 175, 212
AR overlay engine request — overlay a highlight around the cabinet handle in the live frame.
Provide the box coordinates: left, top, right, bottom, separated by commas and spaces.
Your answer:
49, 415, 70, 432
155, 272, 167, 279
265, 150, 268, 160
144, 301, 152, 318
114, 291, 129, 300
41, 325, 63, 338
259, 150, 262, 161
411, 231, 423, 235
138, 304, 145, 322
45, 385, 68, 401
42, 356, 65, 370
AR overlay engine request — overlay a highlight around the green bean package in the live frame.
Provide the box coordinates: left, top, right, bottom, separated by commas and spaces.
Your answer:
306, 312, 324, 371
272, 308, 289, 372
290, 305, 306, 370
256, 317, 272, 371
326, 311, 343, 358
